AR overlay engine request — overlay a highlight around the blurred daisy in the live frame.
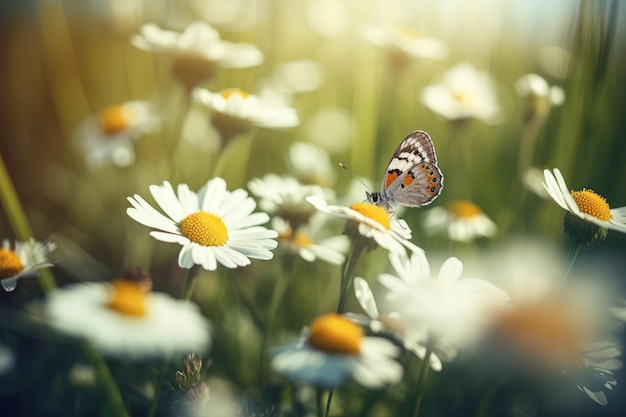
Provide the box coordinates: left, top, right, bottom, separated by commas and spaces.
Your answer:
351, 276, 451, 371
194, 88, 299, 141
475, 240, 622, 405
46, 280, 211, 358
248, 174, 333, 231
0, 238, 56, 292
286, 142, 337, 187
362, 24, 448, 65
542, 168, 626, 247
272, 216, 348, 265
421, 63, 501, 124
523, 167, 551, 199
306, 195, 422, 255
270, 313, 403, 388
75, 101, 158, 169
516, 73, 564, 122
126, 177, 278, 271
379, 251, 509, 350
422, 200, 497, 242
131, 22, 263, 89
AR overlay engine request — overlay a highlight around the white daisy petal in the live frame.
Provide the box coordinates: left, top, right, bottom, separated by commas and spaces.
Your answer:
127, 177, 277, 273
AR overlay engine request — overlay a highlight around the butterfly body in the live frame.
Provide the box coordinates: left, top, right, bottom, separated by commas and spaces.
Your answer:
367, 130, 443, 211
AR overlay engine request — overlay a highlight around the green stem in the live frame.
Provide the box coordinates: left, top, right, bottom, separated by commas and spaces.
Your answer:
324, 388, 334, 417
259, 255, 297, 387
0, 153, 56, 292
562, 241, 583, 285
411, 342, 433, 417
81, 340, 131, 417
474, 377, 508, 417
180, 266, 200, 300
336, 241, 366, 314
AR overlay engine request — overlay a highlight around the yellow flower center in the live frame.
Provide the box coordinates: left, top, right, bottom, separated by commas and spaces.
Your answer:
397, 27, 422, 40
0, 249, 23, 279
307, 313, 364, 354
220, 88, 249, 100
107, 280, 148, 317
98, 105, 133, 136
453, 90, 474, 105
447, 200, 483, 218
492, 299, 584, 368
179, 211, 229, 246
570, 189, 611, 221
350, 202, 391, 230
293, 231, 313, 248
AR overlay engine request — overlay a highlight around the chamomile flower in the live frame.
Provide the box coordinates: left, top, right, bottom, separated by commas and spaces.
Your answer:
420, 63, 501, 124
542, 168, 626, 247
305, 195, 422, 255
286, 142, 337, 187
194, 88, 299, 141
270, 313, 403, 388
248, 174, 333, 231
126, 177, 278, 271
272, 216, 348, 265
131, 22, 263, 89
422, 200, 497, 242
473, 240, 623, 405
362, 24, 448, 63
351, 277, 448, 371
75, 101, 158, 169
379, 251, 509, 350
45, 280, 211, 358
516, 73, 564, 122
0, 238, 56, 292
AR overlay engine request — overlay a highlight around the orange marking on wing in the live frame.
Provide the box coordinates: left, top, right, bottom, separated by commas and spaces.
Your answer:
403, 175, 414, 186
385, 171, 399, 187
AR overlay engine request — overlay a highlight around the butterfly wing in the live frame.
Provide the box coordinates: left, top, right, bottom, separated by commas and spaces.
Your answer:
380, 131, 444, 207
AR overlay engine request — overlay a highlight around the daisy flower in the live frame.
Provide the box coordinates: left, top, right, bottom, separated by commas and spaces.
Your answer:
420, 63, 501, 124
272, 216, 348, 265
194, 88, 299, 141
131, 22, 263, 89
270, 313, 403, 388
379, 251, 509, 350
286, 142, 337, 188
351, 276, 450, 371
474, 239, 622, 405
305, 195, 422, 255
516, 73, 564, 122
542, 168, 626, 247
0, 238, 56, 292
74, 101, 158, 169
126, 177, 278, 271
362, 24, 448, 64
422, 200, 497, 242
45, 280, 211, 359
248, 174, 333, 231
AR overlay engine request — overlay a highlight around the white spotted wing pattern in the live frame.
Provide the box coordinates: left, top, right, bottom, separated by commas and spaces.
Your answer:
367, 130, 443, 211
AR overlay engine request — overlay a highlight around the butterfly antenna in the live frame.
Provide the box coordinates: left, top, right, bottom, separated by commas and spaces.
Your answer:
338, 163, 372, 193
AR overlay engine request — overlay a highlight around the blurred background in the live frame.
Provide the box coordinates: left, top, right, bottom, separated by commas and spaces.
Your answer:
1, 0, 625, 416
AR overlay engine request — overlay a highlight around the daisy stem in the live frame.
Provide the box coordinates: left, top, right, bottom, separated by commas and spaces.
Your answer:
0, 153, 56, 292
411, 342, 433, 417
180, 265, 200, 300
324, 388, 335, 417
260, 255, 297, 386
562, 241, 583, 284
336, 240, 366, 314
80, 340, 131, 417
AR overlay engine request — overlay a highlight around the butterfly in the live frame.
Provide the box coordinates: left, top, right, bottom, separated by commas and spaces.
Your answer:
367, 130, 443, 211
